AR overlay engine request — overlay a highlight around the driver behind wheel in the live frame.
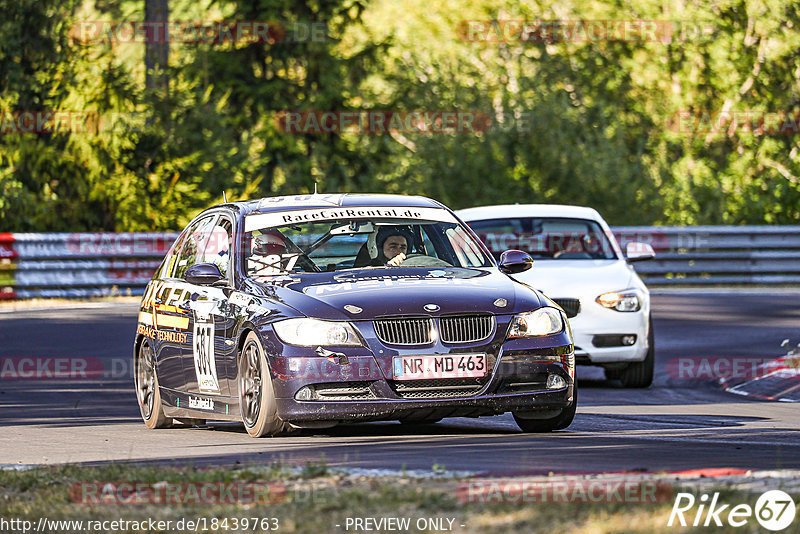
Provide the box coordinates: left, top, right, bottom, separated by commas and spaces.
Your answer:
381, 231, 409, 265
370, 226, 413, 266
248, 230, 289, 275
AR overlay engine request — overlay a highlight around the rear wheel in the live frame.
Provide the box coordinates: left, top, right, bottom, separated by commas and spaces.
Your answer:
513, 387, 577, 432
135, 340, 172, 429
238, 332, 290, 437
619, 315, 655, 388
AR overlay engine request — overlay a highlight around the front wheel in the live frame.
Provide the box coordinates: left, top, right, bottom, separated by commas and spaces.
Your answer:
134, 339, 172, 429
513, 387, 577, 432
238, 332, 290, 437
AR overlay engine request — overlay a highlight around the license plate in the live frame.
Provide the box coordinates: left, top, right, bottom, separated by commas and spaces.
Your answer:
392, 354, 488, 380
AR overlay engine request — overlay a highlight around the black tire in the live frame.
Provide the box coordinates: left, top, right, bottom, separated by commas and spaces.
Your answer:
604, 368, 622, 380
619, 314, 655, 388
238, 331, 290, 437
134, 339, 172, 429
513, 386, 577, 432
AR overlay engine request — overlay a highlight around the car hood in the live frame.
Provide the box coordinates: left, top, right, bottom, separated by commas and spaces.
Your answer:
249, 267, 541, 320
510, 260, 634, 299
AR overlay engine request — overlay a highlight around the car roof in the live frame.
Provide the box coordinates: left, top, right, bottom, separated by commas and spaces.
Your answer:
222, 193, 445, 216
456, 204, 604, 222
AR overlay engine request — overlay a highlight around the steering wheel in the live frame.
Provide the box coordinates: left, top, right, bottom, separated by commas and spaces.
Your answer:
392, 254, 452, 267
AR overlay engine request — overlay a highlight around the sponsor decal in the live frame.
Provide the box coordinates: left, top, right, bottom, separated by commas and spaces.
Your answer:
304, 277, 483, 296
245, 206, 457, 232
228, 292, 252, 308
138, 311, 154, 326
188, 396, 215, 411
153, 312, 189, 331
141, 281, 194, 330
193, 315, 220, 394
247, 252, 301, 276
259, 194, 344, 208
332, 268, 482, 283
136, 324, 188, 343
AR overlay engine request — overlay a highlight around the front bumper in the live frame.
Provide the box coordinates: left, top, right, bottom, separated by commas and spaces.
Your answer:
262, 319, 575, 424
277, 386, 573, 423
563, 299, 649, 364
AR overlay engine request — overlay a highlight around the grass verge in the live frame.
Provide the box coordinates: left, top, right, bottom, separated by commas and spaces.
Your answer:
1, 464, 796, 533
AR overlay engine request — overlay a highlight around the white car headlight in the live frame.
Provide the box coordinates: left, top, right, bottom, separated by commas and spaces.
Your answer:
508, 307, 564, 338
273, 318, 363, 346
596, 289, 642, 312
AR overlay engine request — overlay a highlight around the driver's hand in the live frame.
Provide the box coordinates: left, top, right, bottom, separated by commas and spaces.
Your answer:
387, 253, 406, 266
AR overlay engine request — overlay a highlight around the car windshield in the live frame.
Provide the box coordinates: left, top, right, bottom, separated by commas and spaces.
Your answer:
243, 210, 492, 275
467, 217, 618, 260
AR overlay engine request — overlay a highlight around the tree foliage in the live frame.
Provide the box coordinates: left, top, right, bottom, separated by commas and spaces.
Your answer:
1, 0, 799, 230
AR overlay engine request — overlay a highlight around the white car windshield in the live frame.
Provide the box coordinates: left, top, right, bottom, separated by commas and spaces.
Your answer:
468, 217, 618, 260
243, 212, 491, 275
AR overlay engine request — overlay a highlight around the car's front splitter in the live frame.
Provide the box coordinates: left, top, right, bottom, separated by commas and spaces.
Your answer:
275, 385, 574, 423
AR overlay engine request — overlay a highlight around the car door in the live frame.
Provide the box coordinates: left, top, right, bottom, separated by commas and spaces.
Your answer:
143, 228, 193, 391
173, 212, 238, 398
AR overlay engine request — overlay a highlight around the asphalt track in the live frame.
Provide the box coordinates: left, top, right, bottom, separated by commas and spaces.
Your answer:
1, 291, 799, 474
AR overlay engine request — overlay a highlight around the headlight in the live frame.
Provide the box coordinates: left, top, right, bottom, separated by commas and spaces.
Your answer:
273, 318, 363, 347
508, 307, 564, 338
596, 289, 642, 312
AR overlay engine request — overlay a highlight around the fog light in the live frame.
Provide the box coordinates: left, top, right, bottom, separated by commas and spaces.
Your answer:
546, 374, 567, 390
295, 386, 313, 401
621, 335, 636, 346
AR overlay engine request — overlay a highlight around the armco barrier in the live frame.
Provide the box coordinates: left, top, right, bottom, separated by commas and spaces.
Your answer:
0, 226, 798, 299
0, 233, 178, 299
614, 226, 800, 285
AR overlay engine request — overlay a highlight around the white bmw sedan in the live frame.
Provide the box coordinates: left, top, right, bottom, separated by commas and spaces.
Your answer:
457, 204, 655, 388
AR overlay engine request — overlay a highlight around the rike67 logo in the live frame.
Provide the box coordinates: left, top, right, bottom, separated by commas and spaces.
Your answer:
668, 490, 796, 531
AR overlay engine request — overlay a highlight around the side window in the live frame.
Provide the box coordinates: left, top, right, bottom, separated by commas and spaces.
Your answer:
160, 230, 189, 279
173, 215, 217, 280
200, 217, 233, 277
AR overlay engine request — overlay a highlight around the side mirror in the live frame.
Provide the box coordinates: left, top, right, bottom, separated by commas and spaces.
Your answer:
185, 263, 226, 286
499, 250, 534, 274
625, 242, 655, 263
